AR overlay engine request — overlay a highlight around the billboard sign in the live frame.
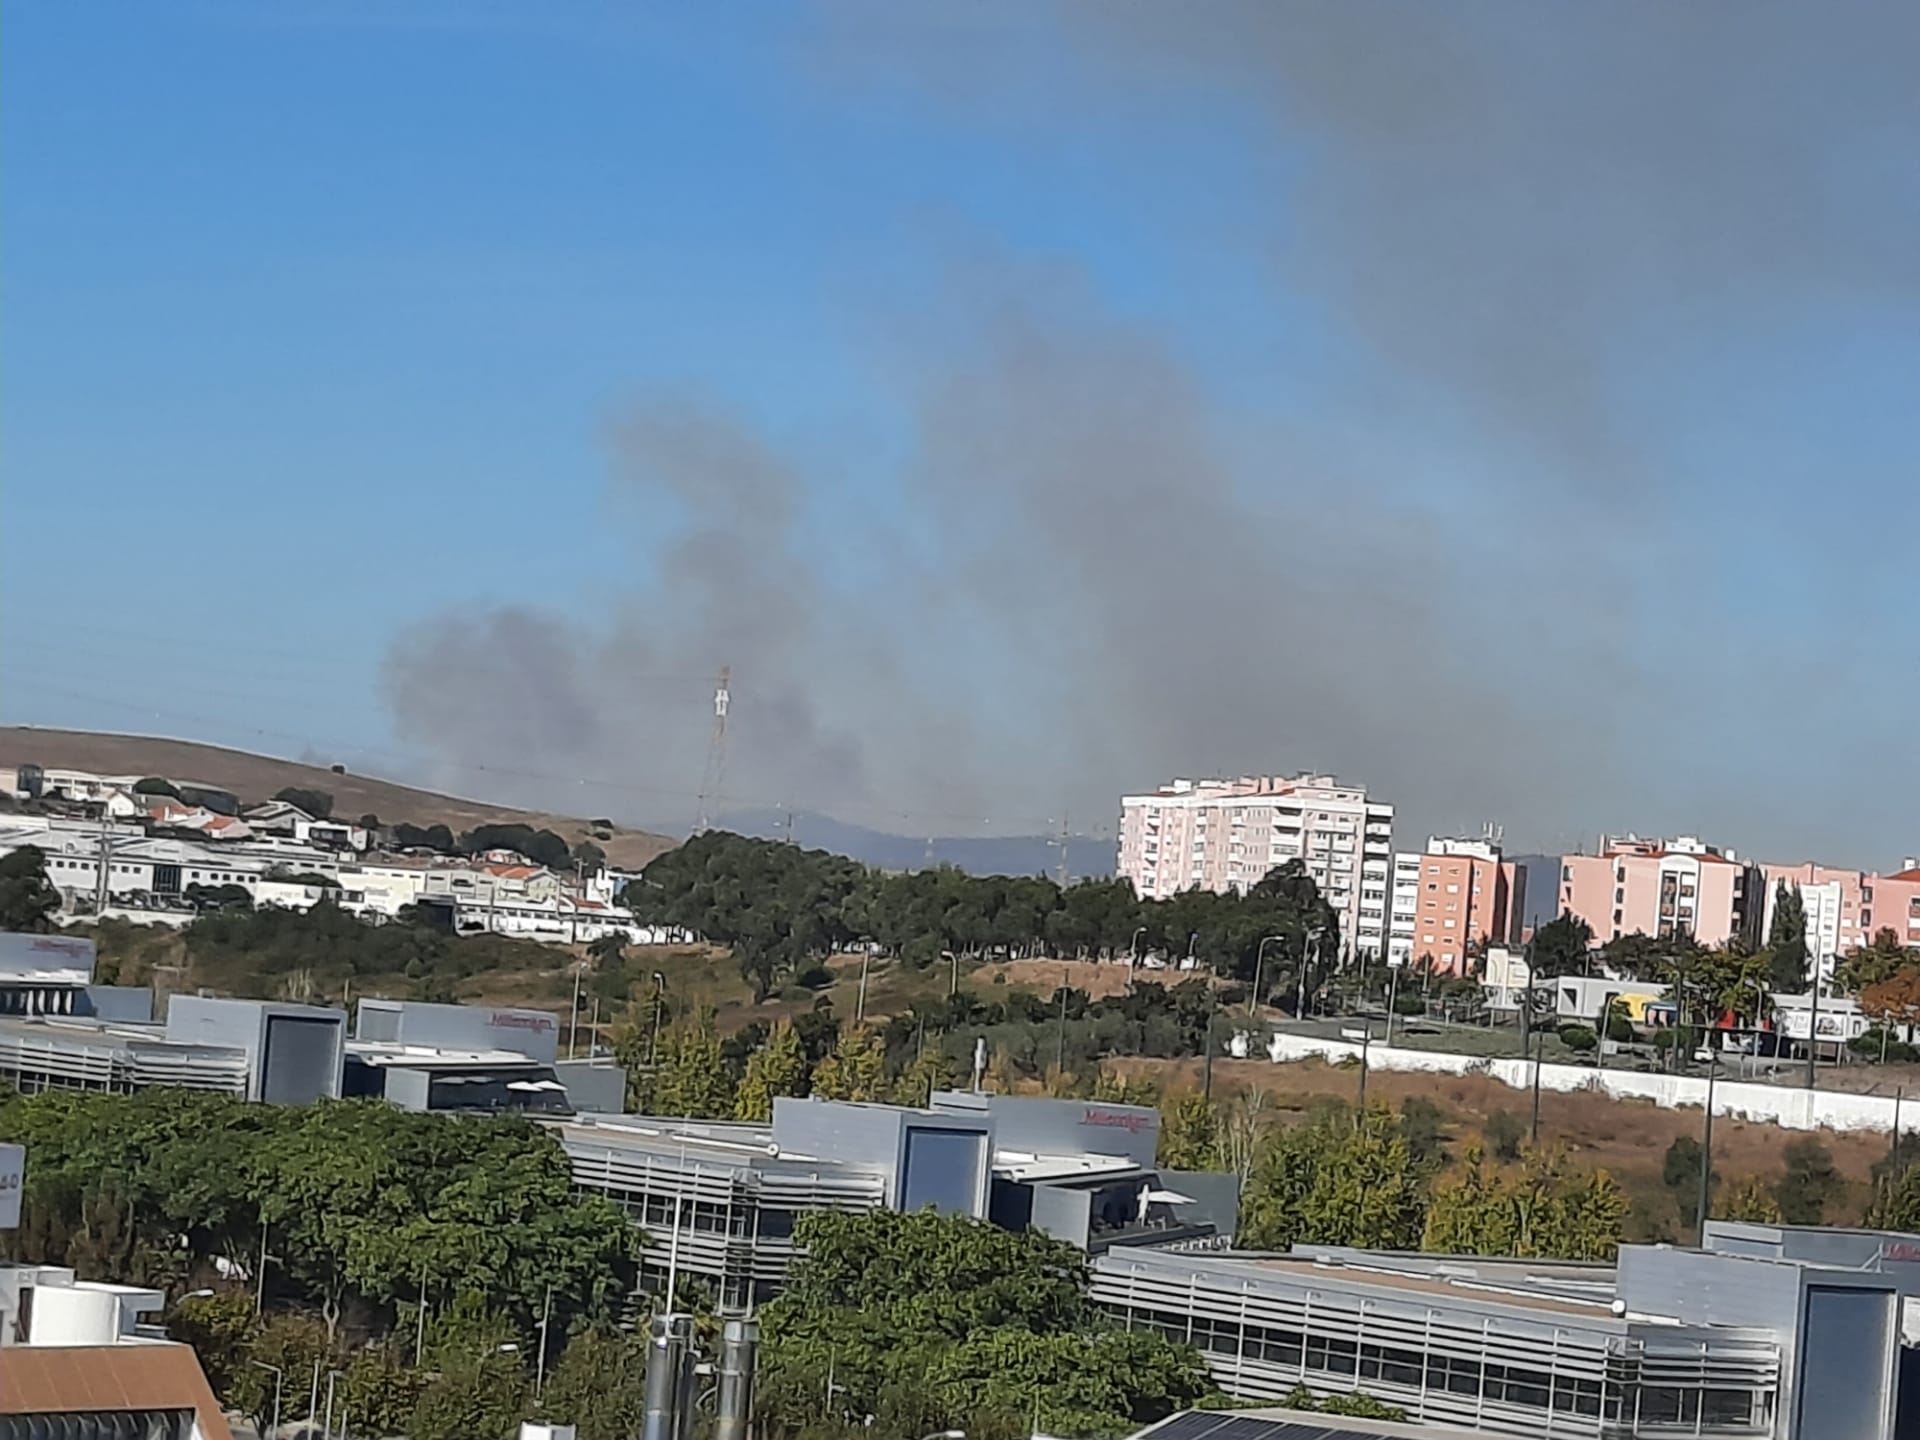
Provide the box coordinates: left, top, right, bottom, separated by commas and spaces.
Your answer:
0, 1143, 23, 1229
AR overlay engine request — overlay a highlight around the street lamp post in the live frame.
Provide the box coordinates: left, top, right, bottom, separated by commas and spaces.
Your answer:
1251, 936, 1284, 1018
1296, 926, 1325, 1018
1696, 1045, 1719, 1239
1806, 963, 1824, 1089
250, 1361, 285, 1440
944, 950, 960, 998
1530, 1022, 1546, 1146
649, 972, 668, 1065
1130, 926, 1147, 971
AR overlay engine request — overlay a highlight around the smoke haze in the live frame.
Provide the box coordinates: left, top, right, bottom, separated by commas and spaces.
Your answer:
383, 2, 1920, 865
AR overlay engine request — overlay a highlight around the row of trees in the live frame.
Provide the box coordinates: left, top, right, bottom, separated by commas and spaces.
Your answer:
1160, 1094, 1629, 1261
624, 831, 1341, 1001
620, 979, 1227, 1119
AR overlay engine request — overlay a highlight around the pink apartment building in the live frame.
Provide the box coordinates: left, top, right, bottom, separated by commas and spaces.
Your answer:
1115, 774, 1393, 959
1391, 837, 1526, 974
1558, 835, 1762, 949
1758, 859, 1920, 980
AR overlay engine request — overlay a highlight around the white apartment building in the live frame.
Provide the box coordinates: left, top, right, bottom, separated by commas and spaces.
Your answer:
1115, 775, 1393, 959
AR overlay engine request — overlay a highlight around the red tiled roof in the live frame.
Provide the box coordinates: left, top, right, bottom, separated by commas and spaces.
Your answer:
1887, 869, 1920, 883
0, 1345, 232, 1440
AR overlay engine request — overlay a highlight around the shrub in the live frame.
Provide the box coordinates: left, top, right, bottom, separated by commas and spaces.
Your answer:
1484, 1108, 1526, 1162
1392, 993, 1427, 1016
1559, 1025, 1598, 1053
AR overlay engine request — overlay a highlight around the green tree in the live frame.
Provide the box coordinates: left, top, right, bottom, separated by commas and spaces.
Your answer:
760, 1210, 1206, 1438
0, 846, 60, 932
645, 1010, 736, 1119
231, 1313, 331, 1431
735, 1021, 811, 1121
1767, 882, 1810, 991
1714, 1176, 1784, 1223
273, 787, 335, 819
164, 1290, 256, 1403
1662, 1136, 1704, 1196
1483, 1109, 1525, 1162
1422, 1147, 1627, 1261
1866, 1164, 1920, 1232
1239, 1107, 1429, 1252
409, 1351, 529, 1440
1157, 1095, 1222, 1171
586, 932, 628, 969
339, 1349, 426, 1440
1529, 914, 1594, 979
536, 1327, 649, 1440
574, 841, 607, 874
1774, 1138, 1843, 1224
891, 1048, 961, 1108
810, 1026, 888, 1102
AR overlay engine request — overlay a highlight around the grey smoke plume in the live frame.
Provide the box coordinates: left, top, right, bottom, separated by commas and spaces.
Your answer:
384, 2, 1920, 862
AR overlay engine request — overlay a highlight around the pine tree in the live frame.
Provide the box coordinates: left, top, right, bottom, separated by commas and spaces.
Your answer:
1768, 882, 1810, 991
649, 1010, 735, 1119
734, 1021, 810, 1121
891, 1049, 961, 1108
1157, 1095, 1221, 1171
811, 1026, 887, 1101
1714, 1175, 1784, 1223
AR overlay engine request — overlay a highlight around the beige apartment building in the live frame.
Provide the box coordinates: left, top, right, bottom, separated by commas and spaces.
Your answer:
1115, 774, 1393, 959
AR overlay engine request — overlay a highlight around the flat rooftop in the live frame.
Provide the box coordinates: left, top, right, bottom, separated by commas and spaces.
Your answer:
1242, 1255, 1613, 1319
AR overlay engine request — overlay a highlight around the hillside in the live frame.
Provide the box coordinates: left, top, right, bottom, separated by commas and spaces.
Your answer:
0, 727, 679, 870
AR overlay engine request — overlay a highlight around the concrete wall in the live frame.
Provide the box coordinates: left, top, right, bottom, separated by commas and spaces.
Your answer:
1264, 1032, 1916, 1136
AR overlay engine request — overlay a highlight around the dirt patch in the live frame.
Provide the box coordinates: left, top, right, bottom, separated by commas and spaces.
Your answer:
1107, 1055, 1898, 1225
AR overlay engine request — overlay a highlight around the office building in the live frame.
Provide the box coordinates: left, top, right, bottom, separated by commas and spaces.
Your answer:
0, 1264, 232, 1440
561, 1092, 1238, 1309
1558, 836, 1762, 949
0, 944, 618, 1112
1093, 1219, 1920, 1438
1117, 776, 1393, 959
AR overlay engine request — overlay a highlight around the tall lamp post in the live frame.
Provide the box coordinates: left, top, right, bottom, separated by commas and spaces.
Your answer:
1296, 925, 1326, 1018
250, 1361, 285, 1440
1805, 960, 1825, 1089
1131, 926, 1147, 971
1696, 1044, 1720, 1239
648, 972, 668, 1065
1251, 935, 1284, 1017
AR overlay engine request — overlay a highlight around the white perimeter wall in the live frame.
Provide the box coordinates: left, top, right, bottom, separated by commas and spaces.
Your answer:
1263, 1032, 1915, 1136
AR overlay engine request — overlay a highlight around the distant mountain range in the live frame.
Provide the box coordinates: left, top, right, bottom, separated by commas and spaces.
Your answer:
719, 807, 1115, 879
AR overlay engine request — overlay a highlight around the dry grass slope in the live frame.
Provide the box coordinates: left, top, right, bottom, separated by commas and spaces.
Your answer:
0, 727, 679, 869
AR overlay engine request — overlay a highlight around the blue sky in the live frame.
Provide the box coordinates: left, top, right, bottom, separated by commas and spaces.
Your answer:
5, 3, 1917, 864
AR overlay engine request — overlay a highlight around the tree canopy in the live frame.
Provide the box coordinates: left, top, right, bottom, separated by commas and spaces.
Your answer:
758, 1209, 1209, 1439
624, 830, 1340, 1002
0, 845, 60, 931
0, 1090, 639, 1336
